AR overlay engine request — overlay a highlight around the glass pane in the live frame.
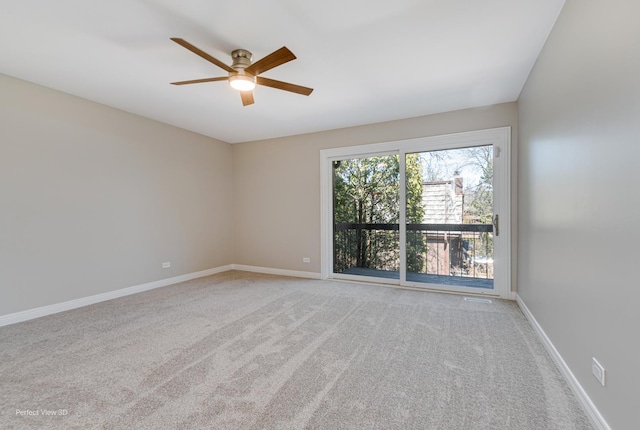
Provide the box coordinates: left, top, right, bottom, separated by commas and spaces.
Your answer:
406, 146, 494, 289
333, 155, 400, 279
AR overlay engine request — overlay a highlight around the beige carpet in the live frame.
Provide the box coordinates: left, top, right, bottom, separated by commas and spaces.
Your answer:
0, 271, 592, 429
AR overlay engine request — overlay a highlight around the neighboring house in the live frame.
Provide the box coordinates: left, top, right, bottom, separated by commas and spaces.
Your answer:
421, 178, 464, 276
422, 178, 464, 224
421, 178, 492, 278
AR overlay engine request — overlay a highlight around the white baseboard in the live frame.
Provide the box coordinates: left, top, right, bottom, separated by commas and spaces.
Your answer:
515, 294, 610, 430
0, 265, 233, 327
231, 264, 322, 280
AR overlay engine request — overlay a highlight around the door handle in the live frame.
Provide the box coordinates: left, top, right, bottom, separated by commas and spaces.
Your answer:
493, 214, 499, 237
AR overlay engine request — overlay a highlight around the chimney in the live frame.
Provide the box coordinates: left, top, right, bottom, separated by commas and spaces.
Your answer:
454, 177, 463, 195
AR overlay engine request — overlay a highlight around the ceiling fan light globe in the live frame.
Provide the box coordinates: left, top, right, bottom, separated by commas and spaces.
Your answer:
229, 75, 256, 91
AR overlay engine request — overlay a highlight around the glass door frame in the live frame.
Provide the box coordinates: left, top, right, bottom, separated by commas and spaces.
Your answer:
320, 127, 511, 299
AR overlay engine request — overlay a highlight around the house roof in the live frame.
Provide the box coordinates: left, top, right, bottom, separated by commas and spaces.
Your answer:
0, 0, 564, 143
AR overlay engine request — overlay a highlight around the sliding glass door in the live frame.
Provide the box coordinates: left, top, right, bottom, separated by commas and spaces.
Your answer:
321, 128, 510, 298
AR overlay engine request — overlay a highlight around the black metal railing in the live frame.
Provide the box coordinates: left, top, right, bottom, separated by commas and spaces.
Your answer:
334, 223, 400, 273
334, 223, 493, 279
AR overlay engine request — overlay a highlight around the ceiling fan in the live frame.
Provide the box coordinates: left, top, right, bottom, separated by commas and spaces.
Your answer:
170, 38, 313, 106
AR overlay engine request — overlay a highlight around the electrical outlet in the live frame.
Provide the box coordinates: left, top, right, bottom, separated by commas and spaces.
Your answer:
162, 262, 171, 269
302, 257, 311, 263
592, 358, 605, 386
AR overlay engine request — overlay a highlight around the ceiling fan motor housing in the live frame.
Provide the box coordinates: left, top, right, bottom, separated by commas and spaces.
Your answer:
231, 49, 253, 71
229, 49, 256, 89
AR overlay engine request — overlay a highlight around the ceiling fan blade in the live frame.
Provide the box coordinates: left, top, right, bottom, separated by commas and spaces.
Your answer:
256, 77, 314, 96
170, 38, 235, 73
240, 91, 255, 106
245, 47, 296, 76
170, 77, 229, 85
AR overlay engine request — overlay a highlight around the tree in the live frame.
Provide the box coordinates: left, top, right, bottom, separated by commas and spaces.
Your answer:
463, 146, 493, 224
333, 154, 426, 273
461, 146, 494, 272
405, 153, 427, 272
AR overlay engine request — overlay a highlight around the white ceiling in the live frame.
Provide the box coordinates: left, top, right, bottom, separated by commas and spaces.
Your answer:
0, 0, 565, 143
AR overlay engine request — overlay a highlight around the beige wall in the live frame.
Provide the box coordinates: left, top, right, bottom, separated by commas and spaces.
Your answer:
0, 75, 517, 319
0, 74, 234, 316
233, 103, 518, 283
518, 0, 640, 428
